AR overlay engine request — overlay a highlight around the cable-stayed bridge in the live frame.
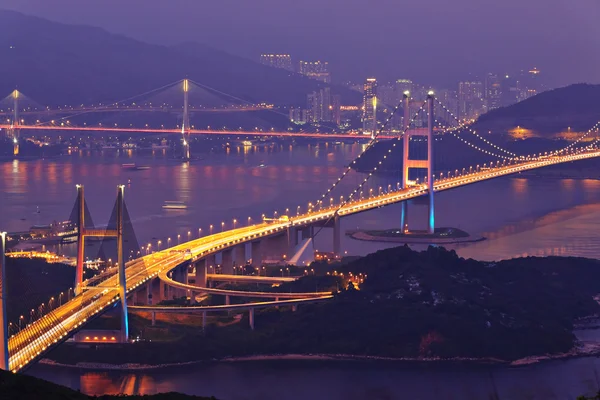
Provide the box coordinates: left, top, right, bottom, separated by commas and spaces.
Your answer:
1, 88, 600, 374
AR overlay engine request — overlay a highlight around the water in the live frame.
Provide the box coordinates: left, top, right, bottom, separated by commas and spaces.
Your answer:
5, 141, 600, 398
26, 356, 600, 399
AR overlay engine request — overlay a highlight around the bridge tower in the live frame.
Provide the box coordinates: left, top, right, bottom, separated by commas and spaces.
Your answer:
11, 90, 20, 156
400, 91, 410, 232
401, 92, 435, 234
0, 232, 9, 371
116, 185, 129, 343
73, 184, 129, 341
182, 79, 191, 160
75, 185, 85, 295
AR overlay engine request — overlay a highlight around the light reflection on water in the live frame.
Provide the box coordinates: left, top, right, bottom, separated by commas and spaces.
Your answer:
7, 143, 600, 398
28, 356, 600, 400
3, 145, 600, 264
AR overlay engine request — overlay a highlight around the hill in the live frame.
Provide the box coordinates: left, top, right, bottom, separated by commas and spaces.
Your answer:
0, 10, 360, 107
47, 246, 600, 366
0, 368, 215, 399
474, 84, 600, 136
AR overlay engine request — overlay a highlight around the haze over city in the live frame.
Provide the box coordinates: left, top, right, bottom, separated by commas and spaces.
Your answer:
1, 2, 600, 399
3, 0, 600, 86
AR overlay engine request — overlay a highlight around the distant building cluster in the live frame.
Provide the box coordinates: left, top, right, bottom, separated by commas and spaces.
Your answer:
261, 51, 544, 133
290, 87, 341, 126
350, 68, 543, 133
259, 54, 331, 83
259, 54, 293, 72
297, 61, 331, 84
261, 54, 339, 126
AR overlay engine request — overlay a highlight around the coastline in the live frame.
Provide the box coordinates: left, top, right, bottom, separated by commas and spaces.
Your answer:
38, 341, 600, 372
346, 230, 486, 245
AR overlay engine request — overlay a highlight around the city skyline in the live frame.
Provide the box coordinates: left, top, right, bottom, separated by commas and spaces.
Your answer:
2, 3, 600, 399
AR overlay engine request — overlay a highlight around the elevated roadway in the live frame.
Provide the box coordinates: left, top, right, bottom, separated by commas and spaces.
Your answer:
6, 147, 600, 372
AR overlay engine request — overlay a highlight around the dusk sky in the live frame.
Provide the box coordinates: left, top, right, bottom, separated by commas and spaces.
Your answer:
3, 0, 600, 87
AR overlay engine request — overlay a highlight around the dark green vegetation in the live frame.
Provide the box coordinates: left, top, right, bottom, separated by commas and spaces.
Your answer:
4, 258, 94, 326
48, 246, 600, 365
0, 10, 360, 107
0, 369, 215, 399
474, 83, 600, 135
578, 393, 600, 400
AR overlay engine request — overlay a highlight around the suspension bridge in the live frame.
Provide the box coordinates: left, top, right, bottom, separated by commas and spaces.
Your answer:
0, 79, 383, 159
1, 88, 600, 374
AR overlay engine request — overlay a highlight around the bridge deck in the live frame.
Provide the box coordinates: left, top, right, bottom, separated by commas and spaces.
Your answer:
6, 149, 598, 372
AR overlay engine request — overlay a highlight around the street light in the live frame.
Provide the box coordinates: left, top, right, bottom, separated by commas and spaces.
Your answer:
177, 234, 181, 244
221, 221, 225, 232
198, 228, 202, 237
210, 224, 213, 234
158, 240, 162, 251
233, 219, 237, 229
248, 216, 252, 226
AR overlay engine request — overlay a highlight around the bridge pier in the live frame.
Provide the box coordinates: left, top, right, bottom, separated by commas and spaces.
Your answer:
234, 245, 246, 273
287, 227, 298, 257
249, 308, 255, 330
221, 249, 234, 275
251, 241, 262, 267
301, 226, 313, 241
151, 311, 156, 326
0, 233, 8, 371
202, 310, 207, 332
172, 265, 186, 298
333, 215, 341, 258
195, 259, 207, 288
262, 233, 288, 262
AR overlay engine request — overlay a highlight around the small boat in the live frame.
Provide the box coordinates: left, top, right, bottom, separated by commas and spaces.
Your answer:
122, 163, 150, 171
162, 201, 187, 210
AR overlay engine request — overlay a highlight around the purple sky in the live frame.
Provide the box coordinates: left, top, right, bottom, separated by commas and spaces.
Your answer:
3, 0, 600, 87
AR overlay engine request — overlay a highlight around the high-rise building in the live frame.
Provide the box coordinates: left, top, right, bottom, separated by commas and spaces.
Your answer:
331, 95, 342, 126
298, 61, 331, 83
520, 67, 541, 100
362, 78, 377, 135
377, 82, 396, 108
260, 54, 293, 71
458, 81, 484, 120
307, 87, 332, 123
395, 79, 413, 103
485, 73, 502, 111
289, 108, 309, 125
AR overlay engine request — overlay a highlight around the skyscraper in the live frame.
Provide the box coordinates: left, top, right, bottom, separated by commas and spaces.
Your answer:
395, 79, 413, 104
485, 73, 502, 111
458, 81, 484, 120
362, 78, 377, 135
332, 95, 342, 127
260, 54, 293, 71
298, 61, 331, 83
307, 87, 332, 123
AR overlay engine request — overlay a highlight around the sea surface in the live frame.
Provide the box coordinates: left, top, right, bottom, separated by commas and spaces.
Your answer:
4, 141, 600, 399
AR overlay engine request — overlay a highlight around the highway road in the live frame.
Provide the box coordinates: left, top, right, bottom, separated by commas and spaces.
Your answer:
7, 147, 600, 372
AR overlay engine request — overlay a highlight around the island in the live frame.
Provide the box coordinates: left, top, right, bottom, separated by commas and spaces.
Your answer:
28, 245, 600, 367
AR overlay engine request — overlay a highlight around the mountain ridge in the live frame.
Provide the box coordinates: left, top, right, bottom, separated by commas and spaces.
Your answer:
0, 10, 360, 107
